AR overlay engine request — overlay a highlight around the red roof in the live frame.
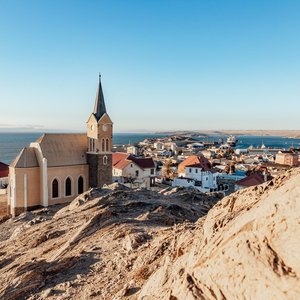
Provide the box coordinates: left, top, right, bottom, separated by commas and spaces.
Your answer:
130, 156, 155, 169
236, 172, 273, 187
178, 155, 211, 174
112, 153, 155, 170
0, 162, 9, 178
112, 152, 129, 166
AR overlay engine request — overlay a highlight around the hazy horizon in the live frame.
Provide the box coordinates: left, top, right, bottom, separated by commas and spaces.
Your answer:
0, 128, 300, 134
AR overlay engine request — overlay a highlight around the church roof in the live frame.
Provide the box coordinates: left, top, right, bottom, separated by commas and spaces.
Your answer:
33, 133, 87, 167
10, 147, 39, 168
93, 75, 107, 121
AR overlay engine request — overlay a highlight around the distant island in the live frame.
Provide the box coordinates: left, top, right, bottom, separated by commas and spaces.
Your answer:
156, 130, 300, 138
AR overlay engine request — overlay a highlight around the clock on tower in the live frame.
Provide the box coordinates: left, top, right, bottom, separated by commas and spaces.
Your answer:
86, 75, 113, 188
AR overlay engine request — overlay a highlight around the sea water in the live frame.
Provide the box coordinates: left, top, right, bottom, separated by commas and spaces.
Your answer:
0, 132, 165, 164
0, 133, 299, 165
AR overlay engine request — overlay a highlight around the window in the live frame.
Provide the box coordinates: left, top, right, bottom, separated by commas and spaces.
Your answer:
78, 176, 84, 194
103, 156, 108, 165
135, 170, 139, 177
151, 168, 154, 175
102, 139, 105, 152
52, 179, 59, 198
106, 139, 109, 152
196, 169, 198, 173
65, 177, 72, 196
189, 168, 192, 173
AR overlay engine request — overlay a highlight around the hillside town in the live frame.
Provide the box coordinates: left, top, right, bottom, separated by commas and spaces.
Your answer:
111, 134, 300, 195
1, 134, 299, 213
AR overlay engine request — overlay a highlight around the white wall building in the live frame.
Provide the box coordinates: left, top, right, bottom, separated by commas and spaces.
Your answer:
173, 165, 219, 192
113, 153, 156, 189
127, 146, 138, 155
153, 142, 165, 150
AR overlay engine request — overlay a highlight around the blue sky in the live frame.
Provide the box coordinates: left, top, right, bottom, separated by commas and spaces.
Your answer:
0, 0, 299, 132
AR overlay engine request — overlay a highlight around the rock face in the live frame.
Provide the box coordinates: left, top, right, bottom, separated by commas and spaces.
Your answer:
0, 168, 300, 300
0, 184, 222, 300
139, 169, 300, 300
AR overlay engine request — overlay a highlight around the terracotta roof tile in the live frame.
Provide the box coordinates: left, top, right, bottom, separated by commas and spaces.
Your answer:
236, 172, 273, 187
112, 153, 155, 170
178, 155, 211, 174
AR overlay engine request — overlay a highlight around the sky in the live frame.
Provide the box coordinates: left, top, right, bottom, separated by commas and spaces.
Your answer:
0, 0, 299, 133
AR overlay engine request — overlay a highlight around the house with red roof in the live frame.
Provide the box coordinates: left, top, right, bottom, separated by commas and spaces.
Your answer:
177, 155, 212, 176
112, 153, 156, 188
235, 172, 273, 191
173, 155, 219, 192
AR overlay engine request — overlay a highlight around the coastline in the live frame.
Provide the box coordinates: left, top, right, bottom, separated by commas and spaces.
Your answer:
155, 130, 300, 138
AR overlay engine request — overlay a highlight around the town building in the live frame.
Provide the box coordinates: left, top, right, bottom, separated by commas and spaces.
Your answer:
235, 172, 273, 191
127, 145, 138, 155
8, 76, 113, 217
177, 155, 211, 177
153, 142, 164, 150
275, 151, 299, 167
112, 153, 156, 188
173, 155, 218, 192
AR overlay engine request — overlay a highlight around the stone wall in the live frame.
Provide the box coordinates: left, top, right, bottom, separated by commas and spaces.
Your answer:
87, 153, 112, 188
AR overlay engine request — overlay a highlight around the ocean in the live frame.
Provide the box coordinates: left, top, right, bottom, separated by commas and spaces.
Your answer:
0, 133, 299, 165
0, 132, 166, 164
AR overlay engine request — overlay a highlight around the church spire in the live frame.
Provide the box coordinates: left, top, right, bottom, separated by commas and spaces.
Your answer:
93, 74, 107, 121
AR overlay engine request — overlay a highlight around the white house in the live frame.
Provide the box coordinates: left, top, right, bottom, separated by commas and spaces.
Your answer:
153, 142, 165, 150
172, 156, 218, 192
112, 153, 156, 188
127, 145, 138, 155
173, 165, 218, 192
165, 142, 177, 151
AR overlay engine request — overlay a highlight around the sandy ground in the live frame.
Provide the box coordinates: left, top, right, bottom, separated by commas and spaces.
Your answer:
0, 194, 7, 217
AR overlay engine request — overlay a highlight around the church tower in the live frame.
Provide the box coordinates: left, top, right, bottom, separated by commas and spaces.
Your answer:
86, 75, 113, 188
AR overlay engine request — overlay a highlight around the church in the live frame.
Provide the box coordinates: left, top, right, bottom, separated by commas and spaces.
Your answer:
7, 76, 113, 217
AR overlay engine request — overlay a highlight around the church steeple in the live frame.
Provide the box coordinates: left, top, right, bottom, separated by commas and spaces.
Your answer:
93, 74, 107, 121
87, 74, 113, 188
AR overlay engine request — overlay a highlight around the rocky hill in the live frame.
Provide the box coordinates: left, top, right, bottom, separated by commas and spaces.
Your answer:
139, 169, 300, 300
0, 184, 222, 300
0, 169, 300, 300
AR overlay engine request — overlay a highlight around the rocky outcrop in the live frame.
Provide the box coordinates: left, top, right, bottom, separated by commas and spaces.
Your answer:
0, 184, 221, 300
138, 169, 300, 300
1, 168, 300, 300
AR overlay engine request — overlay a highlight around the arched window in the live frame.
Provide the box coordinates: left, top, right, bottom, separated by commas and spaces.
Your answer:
52, 179, 59, 198
106, 139, 109, 152
65, 177, 72, 196
102, 139, 105, 152
103, 156, 108, 165
78, 176, 84, 194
